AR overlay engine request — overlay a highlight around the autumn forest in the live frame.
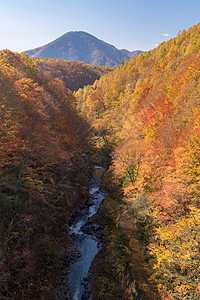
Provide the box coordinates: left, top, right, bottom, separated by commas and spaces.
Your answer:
0, 22, 200, 300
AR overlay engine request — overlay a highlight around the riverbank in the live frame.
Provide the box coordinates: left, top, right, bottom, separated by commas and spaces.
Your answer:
55, 164, 160, 300
90, 170, 160, 300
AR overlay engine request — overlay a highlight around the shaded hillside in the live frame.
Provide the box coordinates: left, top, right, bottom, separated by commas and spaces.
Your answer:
76, 22, 200, 300
0, 50, 95, 299
25, 31, 143, 67
23, 54, 110, 91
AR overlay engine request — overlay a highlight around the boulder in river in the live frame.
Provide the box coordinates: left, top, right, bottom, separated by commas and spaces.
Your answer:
93, 166, 106, 181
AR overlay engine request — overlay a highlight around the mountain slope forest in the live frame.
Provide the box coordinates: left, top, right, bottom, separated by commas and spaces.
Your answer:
0, 22, 199, 300
75, 23, 200, 300
0, 51, 110, 299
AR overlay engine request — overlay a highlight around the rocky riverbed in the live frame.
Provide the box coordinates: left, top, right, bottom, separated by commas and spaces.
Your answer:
56, 166, 106, 300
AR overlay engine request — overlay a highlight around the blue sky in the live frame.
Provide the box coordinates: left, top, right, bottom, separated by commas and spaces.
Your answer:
0, 0, 199, 53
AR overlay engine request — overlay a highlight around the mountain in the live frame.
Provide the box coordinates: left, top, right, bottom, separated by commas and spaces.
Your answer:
1, 22, 200, 300
24, 31, 143, 67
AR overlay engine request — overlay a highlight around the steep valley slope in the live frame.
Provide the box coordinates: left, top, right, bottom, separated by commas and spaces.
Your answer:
0, 21, 200, 300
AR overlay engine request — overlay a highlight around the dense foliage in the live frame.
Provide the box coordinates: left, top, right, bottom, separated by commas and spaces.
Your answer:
34, 57, 111, 91
0, 50, 99, 299
76, 22, 200, 299
1, 22, 199, 300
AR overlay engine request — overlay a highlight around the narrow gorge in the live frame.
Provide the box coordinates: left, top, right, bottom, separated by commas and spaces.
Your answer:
56, 166, 107, 299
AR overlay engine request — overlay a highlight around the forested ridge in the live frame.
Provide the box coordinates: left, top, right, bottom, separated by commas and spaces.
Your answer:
76, 23, 200, 299
34, 57, 111, 91
0, 50, 108, 298
0, 22, 199, 300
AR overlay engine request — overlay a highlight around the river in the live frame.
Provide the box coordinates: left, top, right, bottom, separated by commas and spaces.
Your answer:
56, 166, 106, 300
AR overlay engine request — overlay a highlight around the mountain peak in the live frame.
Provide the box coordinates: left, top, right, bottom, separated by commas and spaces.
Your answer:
24, 31, 143, 67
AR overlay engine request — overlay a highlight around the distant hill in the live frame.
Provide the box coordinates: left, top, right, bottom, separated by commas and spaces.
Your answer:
24, 31, 143, 67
